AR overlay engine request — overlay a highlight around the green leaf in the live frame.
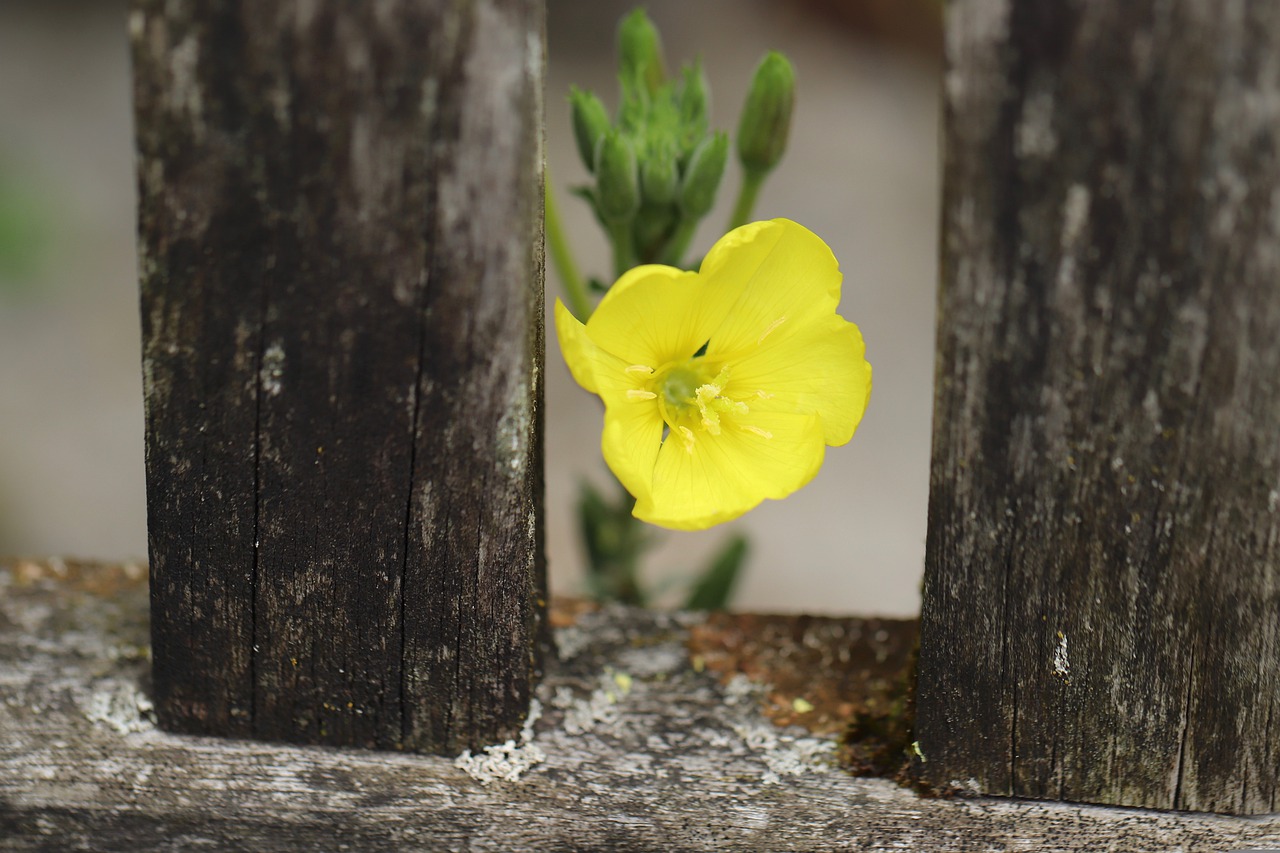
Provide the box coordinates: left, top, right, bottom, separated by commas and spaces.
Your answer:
684, 534, 748, 611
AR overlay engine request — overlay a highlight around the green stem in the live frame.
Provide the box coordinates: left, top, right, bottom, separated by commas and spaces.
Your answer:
608, 219, 637, 279
544, 181, 592, 320
611, 481, 648, 606
727, 168, 766, 231
659, 216, 700, 269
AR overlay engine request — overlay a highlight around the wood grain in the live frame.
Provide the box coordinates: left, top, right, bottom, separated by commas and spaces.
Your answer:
132, 0, 545, 753
4, 561, 1280, 852
916, 0, 1280, 814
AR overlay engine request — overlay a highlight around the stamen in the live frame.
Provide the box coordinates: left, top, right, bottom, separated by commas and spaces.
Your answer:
625, 364, 655, 375
741, 425, 774, 439
757, 316, 787, 344
756, 390, 774, 400
678, 425, 697, 453
695, 372, 751, 436
626, 389, 658, 401
696, 383, 723, 435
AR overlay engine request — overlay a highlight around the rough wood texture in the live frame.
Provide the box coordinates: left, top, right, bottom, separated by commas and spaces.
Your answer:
6, 562, 1280, 851
917, 0, 1280, 814
132, 0, 545, 753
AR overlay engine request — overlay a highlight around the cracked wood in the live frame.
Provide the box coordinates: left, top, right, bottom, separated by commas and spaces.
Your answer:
7, 561, 1280, 851
132, 0, 546, 753
916, 0, 1280, 815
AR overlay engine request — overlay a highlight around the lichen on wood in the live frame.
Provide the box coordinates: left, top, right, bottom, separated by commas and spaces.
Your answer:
6, 561, 1280, 851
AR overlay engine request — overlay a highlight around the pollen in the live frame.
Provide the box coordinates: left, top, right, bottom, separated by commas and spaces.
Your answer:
695, 367, 750, 437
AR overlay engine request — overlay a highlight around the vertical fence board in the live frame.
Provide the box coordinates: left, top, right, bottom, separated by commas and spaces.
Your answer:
916, 0, 1280, 814
134, 0, 544, 753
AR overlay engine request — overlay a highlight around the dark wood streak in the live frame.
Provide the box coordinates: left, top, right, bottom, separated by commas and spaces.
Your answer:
133, 0, 545, 753
916, 0, 1280, 814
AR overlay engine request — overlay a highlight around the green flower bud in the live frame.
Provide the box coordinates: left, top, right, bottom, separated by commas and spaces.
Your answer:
595, 130, 641, 224
640, 144, 679, 206
617, 85, 647, 136
679, 131, 729, 218
736, 51, 795, 177
618, 8, 666, 97
569, 87, 611, 173
678, 63, 710, 152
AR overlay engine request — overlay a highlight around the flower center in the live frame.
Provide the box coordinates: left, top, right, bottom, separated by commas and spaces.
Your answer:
648, 358, 752, 447
658, 363, 706, 415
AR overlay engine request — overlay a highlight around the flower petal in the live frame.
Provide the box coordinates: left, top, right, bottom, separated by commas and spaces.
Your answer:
633, 410, 825, 530
700, 219, 842, 359
601, 396, 665, 503
727, 314, 872, 446
585, 264, 736, 368
554, 298, 605, 394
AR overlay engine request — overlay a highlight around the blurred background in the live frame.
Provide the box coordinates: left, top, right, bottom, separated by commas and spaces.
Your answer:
0, 0, 939, 615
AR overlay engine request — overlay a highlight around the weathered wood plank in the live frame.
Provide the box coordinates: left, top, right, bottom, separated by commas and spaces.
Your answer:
132, 0, 545, 753
916, 0, 1280, 814
4, 561, 1280, 851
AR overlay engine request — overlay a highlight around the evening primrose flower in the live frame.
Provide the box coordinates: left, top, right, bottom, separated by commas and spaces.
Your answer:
555, 219, 871, 531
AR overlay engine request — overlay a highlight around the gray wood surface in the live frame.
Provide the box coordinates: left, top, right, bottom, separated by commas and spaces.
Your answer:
916, 0, 1280, 814
4, 560, 1280, 851
132, 0, 546, 753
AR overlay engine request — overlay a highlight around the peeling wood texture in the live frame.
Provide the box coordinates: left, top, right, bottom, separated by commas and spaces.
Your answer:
916, 0, 1280, 815
7, 563, 1280, 851
132, 0, 545, 753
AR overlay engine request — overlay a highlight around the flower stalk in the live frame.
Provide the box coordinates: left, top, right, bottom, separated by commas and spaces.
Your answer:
545, 181, 591, 321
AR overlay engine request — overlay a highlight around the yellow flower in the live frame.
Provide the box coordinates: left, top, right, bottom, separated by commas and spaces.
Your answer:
555, 219, 871, 531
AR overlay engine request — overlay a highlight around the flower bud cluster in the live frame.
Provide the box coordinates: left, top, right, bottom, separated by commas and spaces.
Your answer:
571, 9, 791, 272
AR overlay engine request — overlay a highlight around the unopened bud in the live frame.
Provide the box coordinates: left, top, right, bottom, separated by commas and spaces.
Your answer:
569, 87, 611, 172
736, 51, 795, 176
618, 8, 666, 97
595, 130, 641, 223
679, 131, 729, 218
640, 145, 679, 206
679, 63, 710, 147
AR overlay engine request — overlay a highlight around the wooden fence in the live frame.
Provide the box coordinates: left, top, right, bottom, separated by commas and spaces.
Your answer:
5, 0, 1278, 843
134, 0, 546, 754
916, 0, 1280, 815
